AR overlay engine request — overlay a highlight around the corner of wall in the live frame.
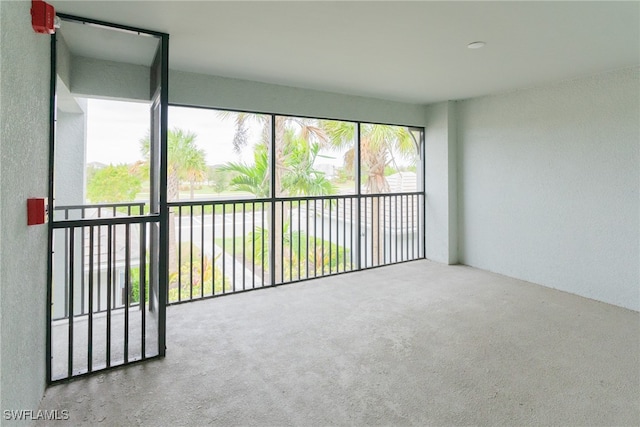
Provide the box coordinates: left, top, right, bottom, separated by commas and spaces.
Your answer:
446, 101, 458, 265
424, 101, 458, 265
0, 0, 50, 418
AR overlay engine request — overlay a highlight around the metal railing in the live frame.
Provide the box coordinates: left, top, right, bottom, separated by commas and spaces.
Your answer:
167, 192, 424, 304
50, 202, 158, 380
49, 193, 424, 379
52, 202, 146, 318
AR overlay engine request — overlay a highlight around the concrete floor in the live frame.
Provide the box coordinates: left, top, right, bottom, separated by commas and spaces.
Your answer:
37, 260, 639, 426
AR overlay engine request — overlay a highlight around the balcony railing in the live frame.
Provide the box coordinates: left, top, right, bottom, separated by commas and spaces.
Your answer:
167, 192, 424, 304
52, 202, 147, 320
49, 194, 423, 380
50, 202, 158, 380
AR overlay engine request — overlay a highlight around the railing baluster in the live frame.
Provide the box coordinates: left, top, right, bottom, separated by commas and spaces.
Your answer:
67, 227, 75, 378
363, 197, 368, 268
222, 204, 226, 293
64, 209, 69, 318
405, 195, 409, 261
280, 201, 284, 284
261, 203, 265, 286
242, 203, 246, 291
124, 223, 130, 363
383, 196, 387, 265
313, 201, 317, 278
189, 206, 194, 301
350, 198, 354, 269
140, 222, 146, 358
411, 195, 415, 260
321, 200, 325, 276
344, 199, 347, 272
201, 205, 205, 298
400, 195, 404, 262
211, 203, 216, 295
328, 198, 332, 274
106, 225, 112, 368
306, 201, 309, 279
88, 226, 94, 372
178, 205, 182, 302
395, 195, 399, 263
252, 202, 255, 289
80, 222, 86, 315
289, 201, 293, 282
297, 200, 301, 280
232, 203, 236, 292
97, 220, 102, 312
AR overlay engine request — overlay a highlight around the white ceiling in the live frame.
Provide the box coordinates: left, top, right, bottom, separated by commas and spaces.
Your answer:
51, 1, 640, 104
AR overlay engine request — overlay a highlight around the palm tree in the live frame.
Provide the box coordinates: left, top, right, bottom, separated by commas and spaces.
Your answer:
140, 128, 207, 201
322, 122, 419, 264
219, 113, 330, 284
140, 128, 208, 274
220, 143, 270, 197
280, 130, 336, 196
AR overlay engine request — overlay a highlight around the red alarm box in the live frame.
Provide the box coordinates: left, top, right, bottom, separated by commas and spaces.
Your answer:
27, 198, 48, 225
31, 0, 56, 35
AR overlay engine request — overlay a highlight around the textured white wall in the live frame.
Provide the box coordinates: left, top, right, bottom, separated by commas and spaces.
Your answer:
424, 102, 458, 264
54, 107, 86, 205
71, 56, 150, 101
0, 0, 50, 418
457, 67, 640, 311
170, 70, 427, 127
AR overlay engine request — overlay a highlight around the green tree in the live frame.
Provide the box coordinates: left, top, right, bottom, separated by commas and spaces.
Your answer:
140, 128, 208, 274
221, 120, 336, 283
322, 122, 419, 264
140, 128, 207, 202
221, 143, 270, 197
208, 165, 233, 194
322, 122, 417, 194
280, 130, 336, 196
86, 164, 141, 203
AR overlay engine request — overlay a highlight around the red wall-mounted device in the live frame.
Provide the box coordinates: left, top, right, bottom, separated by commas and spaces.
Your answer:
31, 0, 55, 35
27, 198, 48, 226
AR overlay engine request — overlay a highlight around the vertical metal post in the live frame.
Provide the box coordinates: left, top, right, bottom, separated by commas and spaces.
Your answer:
157, 32, 170, 357
342, 198, 346, 272
46, 32, 57, 383
97, 221, 102, 311
124, 224, 131, 363
383, 196, 387, 264
261, 203, 265, 286
282, 201, 286, 282
400, 195, 404, 262
355, 123, 362, 270
289, 201, 292, 281
363, 197, 368, 268
270, 115, 276, 287
321, 200, 325, 276
252, 201, 255, 289
297, 200, 301, 280
67, 227, 75, 378
190, 206, 194, 300
232, 203, 236, 291
178, 205, 182, 301
88, 226, 94, 372
242, 203, 246, 290
211, 203, 216, 295
106, 225, 112, 367
222, 204, 226, 292
328, 199, 332, 274
140, 222, 147, 358
201, 205, 204, 298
